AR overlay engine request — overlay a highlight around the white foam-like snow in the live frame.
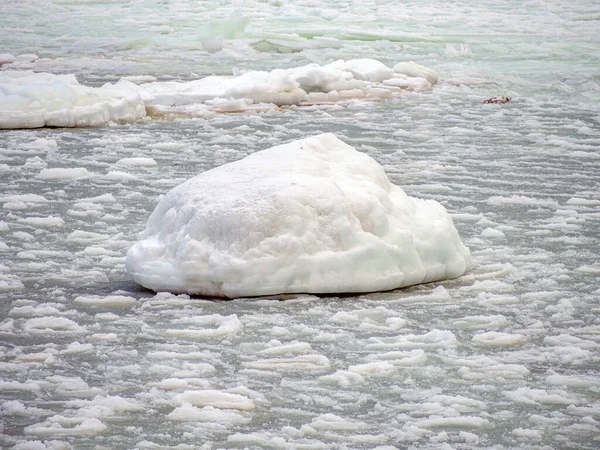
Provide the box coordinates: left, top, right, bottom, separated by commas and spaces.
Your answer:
125, 134, 470, 297
0, 71, 146, 129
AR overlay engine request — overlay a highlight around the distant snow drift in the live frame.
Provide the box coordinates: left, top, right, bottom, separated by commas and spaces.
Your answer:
0, 59, 437, 129
125, 134, 470, 298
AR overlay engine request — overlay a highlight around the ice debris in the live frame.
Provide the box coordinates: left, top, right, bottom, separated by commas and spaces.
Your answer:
0, 71, 146, 129
1, 59, 438, 128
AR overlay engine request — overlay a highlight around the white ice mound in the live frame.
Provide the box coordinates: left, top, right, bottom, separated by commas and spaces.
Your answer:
125, 134, 470, 298
0, 71, 146, 129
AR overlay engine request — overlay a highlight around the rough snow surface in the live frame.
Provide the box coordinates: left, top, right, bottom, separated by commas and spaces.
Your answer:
125, 134, 470, 297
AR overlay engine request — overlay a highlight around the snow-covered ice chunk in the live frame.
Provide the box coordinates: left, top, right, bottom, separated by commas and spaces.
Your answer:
24, 416, 107, 437
163, 314, 242, 340
73, 294, 137, 308
505, 387, 579, 405
116, 157, 158, 167
24, 317, 86, 333
172, 390, 255, 410
17, 216, 65, 228
0, 71, 146, 129
35, 167, 90, 181
472, 331, 526, 347
125, 133, 471, 297
241, 354, 331, 373
167, 404, 250, 425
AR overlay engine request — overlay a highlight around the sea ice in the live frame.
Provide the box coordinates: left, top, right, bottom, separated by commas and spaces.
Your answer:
0, 60, 438, 128
125, 133, 470, 297
0, 71, 146, 129
141, 59, 437, 115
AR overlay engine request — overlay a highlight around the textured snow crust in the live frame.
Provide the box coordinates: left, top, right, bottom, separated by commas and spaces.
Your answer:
126, 133, 470, 297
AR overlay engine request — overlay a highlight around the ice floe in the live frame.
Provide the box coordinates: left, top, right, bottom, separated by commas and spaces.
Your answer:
141, 59, 437, 116
1, 59, 438, 128
125, 133, 470, 297
0, 71, 146, 129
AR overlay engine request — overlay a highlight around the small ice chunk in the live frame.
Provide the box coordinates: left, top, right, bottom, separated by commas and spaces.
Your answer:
513, 428, 542, 440
0, 194, 48, 203
167, 404, 250, 425
36, 168, 90, 181
103, 170, 140, 182
393, 61, 439, 84
24, 416, 107, 436
383, 76, 432, 91
24, 317, 86, 333
348, 361, 396, 376
241, 354, 331, 372
116, 157, 158, 167
0, 53, 16, 65
121, 75, 157, 84
472, 331, 526, 347
73, 295, 137, 308
506, 387, 577, 405
17, 216, 65, 228
16, 53, 40, 62
172, 390, 255, 410
0, 71, 146, 129
342, 59, 394, 82
481, 227, 505, 238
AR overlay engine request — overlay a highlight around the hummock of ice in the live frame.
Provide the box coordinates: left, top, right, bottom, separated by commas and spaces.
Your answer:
140, 59, 437, 113
0, 71, 146, 129
0, 60, 437, 128
125, 134, 471, 298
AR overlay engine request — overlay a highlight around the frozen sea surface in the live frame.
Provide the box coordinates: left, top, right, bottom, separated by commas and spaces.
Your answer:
1, 0, 600, 449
